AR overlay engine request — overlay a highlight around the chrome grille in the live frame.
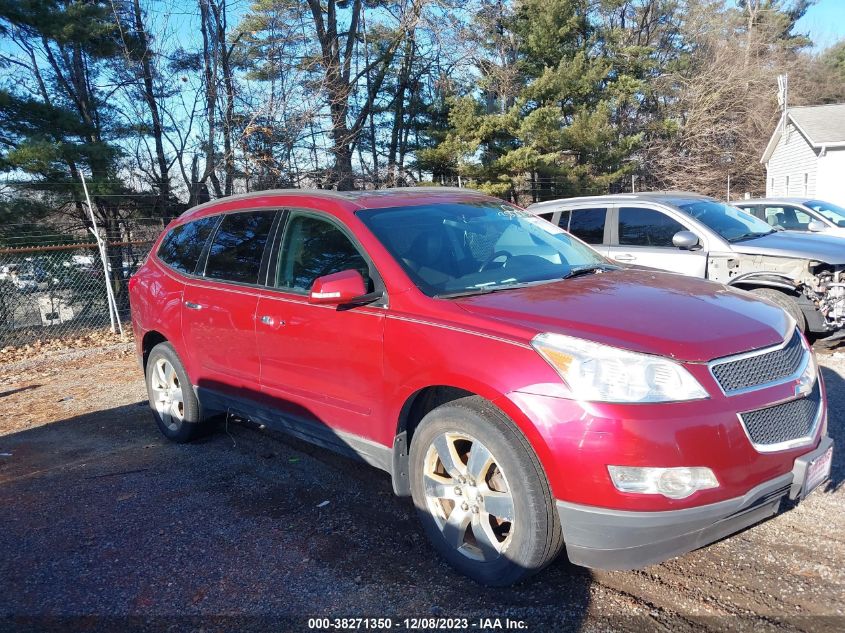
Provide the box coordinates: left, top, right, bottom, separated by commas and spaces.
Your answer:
711, 330, 805, 394
739, 383, 821, 451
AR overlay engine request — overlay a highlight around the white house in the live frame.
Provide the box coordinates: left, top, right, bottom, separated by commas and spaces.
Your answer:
761, 103, 845, 206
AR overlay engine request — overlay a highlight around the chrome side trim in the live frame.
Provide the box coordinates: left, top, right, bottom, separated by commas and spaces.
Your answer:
707, 328, 808, 396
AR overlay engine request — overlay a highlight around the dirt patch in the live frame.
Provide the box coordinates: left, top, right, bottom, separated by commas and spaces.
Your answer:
0, 343, 843, 631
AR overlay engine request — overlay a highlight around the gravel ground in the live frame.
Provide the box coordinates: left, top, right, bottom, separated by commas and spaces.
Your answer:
1, 339, 844, 632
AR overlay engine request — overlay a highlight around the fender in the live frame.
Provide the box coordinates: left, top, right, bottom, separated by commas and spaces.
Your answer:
388, 377, 560, 500
727, 271, 800, 293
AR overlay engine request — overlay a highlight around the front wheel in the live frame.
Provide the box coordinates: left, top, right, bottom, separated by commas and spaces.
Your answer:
409, 397, 563, 585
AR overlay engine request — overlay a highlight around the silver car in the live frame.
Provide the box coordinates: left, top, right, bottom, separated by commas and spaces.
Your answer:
528, 193, 845, 336
734, 198, 845, 238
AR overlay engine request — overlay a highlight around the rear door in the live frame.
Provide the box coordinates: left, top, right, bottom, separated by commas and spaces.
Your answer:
608, 205, 708, 277
255, 210, 387, 442
181, 210, 278, 397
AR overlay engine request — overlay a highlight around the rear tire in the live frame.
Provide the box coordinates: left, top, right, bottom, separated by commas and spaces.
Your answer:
409, 396, 564, 586
750, 288, 806, 332
145, 342, 209, 443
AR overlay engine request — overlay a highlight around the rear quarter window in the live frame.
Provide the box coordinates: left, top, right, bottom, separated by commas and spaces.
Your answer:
157, 216, 219, 275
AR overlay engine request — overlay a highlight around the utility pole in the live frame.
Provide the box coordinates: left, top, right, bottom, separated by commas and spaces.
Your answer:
777, 74, 788, 133
80, 173, 123, 336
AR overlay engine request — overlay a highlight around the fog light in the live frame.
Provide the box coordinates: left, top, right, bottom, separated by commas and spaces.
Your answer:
607, 466, 719, 499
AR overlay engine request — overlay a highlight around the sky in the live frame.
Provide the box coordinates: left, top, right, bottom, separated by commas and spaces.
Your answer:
797, 0, 845, 51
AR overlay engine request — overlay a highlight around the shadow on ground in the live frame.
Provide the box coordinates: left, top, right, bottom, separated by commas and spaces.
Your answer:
0, 403, 594, 631
821, 366, 845, 490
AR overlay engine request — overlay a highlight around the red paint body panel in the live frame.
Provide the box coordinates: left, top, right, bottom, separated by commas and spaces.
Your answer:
130, 189, 828, 519
255, 289, 386, 438
453, 269, 792, 362
182, 280, 261, 394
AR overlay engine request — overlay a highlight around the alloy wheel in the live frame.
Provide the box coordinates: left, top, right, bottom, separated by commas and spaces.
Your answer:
422, 431, 515, 561
149, 358, 185, 432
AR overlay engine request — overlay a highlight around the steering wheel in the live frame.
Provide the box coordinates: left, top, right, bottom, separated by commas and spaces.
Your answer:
479, 250, 513, 272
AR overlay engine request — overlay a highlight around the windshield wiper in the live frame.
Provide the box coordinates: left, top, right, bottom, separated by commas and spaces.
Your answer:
435, 287, 496, 299
435, 280, 545, 299
728, 231, 772, 243
560, 265, 614, 280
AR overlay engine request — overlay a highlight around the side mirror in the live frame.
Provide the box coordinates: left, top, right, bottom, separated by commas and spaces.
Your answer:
309, 269, 367, 305
807, 220, 827, 233
672, 230, 700, 250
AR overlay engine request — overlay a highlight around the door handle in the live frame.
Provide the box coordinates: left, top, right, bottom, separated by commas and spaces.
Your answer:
184, 301, 203, 310
259, 315, 285, 327
615, 254, 636, 262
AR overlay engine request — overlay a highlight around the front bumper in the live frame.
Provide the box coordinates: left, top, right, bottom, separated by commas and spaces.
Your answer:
558, 436, 833, 570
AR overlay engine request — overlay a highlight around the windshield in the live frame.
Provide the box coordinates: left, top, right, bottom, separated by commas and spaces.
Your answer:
677, 200, 774, 242
357, 202, 611, 297
805, 200, 845, 227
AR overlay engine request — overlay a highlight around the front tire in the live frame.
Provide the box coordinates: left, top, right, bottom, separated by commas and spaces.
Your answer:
409, 397, 564, 586
750, 288, 806, 332
145, 342, 209, 443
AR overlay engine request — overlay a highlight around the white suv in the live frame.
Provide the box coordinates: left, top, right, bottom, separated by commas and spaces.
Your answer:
529, 193, 845, 336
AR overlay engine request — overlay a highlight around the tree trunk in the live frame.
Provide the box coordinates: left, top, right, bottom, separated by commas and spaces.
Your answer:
132, 0, 171, 220
387, 5, 420, 186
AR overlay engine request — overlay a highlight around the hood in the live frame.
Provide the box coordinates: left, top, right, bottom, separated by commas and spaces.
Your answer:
454, 269, 792, 362
729, 231, 845, 264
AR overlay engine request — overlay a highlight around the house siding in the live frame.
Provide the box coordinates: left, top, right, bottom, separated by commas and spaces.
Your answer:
765, 121, 818, 197
816, 149, 845, 207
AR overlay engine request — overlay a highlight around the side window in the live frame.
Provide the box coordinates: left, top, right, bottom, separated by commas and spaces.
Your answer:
557, 210, 570, 229
763, 206, 811, 231
748, 206, 765, 221
618, 207, 686, 247
203, 211, 276, 284
276, 213, 371, 293
566, 208, 606, 244
537, 212, 554, 222
157, 216, 219, 275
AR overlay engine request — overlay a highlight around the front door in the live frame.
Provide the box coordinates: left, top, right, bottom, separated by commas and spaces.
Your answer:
256, 211, 387, 442
607, 206, 708, 277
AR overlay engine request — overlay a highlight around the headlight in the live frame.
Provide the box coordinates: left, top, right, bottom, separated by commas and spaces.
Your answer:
531, 333, 708, 403
608, 466, 719, 499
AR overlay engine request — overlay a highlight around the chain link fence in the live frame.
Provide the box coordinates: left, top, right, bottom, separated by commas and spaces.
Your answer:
0, 218, 163, 348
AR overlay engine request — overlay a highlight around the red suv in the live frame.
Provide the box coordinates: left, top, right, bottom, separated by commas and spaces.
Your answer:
129, 188, 833, 585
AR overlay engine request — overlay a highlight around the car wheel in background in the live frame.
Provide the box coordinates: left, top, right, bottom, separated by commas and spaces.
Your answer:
409, 396, 564, 586
750, 288, 806, 332
145, 342, 210, 443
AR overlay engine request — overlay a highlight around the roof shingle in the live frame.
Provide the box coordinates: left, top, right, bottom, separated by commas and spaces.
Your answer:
789, 104, 845, 145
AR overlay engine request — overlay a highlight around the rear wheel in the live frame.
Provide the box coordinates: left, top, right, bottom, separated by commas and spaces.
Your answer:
145, 342, 209, 442
750, 288, 806, 332
409, 397, 563, 586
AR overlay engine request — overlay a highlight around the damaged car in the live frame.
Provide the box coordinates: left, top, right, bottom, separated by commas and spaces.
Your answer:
529, 193, 845, 337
